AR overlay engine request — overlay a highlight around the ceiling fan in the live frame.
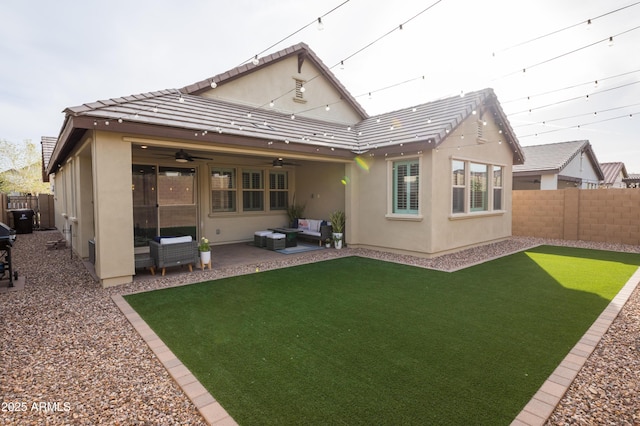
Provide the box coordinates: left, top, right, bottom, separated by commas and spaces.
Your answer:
271, 157, 298, 168
173, 149, 213, 163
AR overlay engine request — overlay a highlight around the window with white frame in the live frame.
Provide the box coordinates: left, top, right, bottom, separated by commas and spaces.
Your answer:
452, 160, 466, 214
470, 163, 488, 212
269, 171, 288, 211
242, 170, 264, 211
211, 167, 236, 212
493, 166, 503, 210
451, 159, 504, 214
393, 159, 420, 214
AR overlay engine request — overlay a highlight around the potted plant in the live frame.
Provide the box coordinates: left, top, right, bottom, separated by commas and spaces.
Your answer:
324, 237, 332, 248
198, 237, 211, 270
287, 195, 306, 228
329, 210, 345, 249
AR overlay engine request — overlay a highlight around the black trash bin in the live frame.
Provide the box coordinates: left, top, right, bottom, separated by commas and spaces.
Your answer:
12, 209, 34, 234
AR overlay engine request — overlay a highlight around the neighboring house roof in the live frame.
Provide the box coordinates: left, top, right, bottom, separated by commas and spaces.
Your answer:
599, 162, 628, 185
623, 173, 640, 187
40, 136, 57, 183
513, 140, 605, 180
46, 44, 524, 175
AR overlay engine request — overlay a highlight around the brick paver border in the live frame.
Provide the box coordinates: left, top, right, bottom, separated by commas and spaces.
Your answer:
112, 294, 238, 426
511, 267, 640, 425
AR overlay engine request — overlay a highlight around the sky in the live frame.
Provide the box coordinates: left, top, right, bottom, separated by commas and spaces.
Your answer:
1, 0, 639, 172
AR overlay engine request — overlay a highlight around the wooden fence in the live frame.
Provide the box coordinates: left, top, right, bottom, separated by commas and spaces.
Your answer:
0, 193, 55, 230
512, 188, 640, 245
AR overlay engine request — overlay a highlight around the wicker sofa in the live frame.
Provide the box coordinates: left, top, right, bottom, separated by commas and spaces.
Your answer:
149, 236, 199, 276
295, 219, 333, 246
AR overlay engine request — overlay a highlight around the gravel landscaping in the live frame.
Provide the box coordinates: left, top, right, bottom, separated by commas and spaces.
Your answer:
1, 230, 638, 424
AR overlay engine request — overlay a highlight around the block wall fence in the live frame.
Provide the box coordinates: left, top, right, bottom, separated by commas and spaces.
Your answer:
512, 188, 640, 245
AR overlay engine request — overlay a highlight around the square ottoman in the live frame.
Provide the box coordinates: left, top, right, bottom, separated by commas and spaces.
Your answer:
254, 230, 273, 248
266, 233, 286, 250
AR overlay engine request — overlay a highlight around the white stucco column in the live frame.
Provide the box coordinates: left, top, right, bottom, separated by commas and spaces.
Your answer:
92, 132, 135, 287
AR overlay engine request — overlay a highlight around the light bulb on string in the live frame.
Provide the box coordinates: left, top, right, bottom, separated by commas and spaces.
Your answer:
252, 55, 259, 66
608, 36, 614, 47
325, 105, 330, 111
210, 80, 217, 89
317, 17, 324, 31
269, 100, 274, 108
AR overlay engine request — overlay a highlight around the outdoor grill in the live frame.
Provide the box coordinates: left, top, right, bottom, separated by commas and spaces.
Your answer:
0, 222, 17, 287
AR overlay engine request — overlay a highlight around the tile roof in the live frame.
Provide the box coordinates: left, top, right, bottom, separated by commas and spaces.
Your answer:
59, 88, 520, 156
513, 140, 604, 179
599, 162, 628, 185
48, 44, 524, 174
40, 136, 57, 182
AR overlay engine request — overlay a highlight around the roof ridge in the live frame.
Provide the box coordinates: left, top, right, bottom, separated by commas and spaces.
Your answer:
180, 43, 368, 119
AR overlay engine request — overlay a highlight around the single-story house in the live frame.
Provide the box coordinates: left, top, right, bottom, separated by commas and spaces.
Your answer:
624, 174, 640, 188
45, 42, 524, 287
599, 162, 629, 188
512, 140, 604, 190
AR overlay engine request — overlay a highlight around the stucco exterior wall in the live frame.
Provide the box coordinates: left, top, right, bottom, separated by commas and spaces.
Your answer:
349, 113, 514, 257
200, 55, 362, 124
196, 156, 346, 245
430, 116, 514, 254
294, 162, 346, 221
92, 132, 135, 287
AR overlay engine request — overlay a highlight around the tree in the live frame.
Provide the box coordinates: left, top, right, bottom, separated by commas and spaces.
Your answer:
0, 139, 51, 194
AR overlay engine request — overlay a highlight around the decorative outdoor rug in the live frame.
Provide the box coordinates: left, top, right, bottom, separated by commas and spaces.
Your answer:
276, 243, 326, 255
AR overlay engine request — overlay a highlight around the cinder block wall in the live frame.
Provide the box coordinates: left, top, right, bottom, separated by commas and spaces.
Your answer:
513, 188, 640, 245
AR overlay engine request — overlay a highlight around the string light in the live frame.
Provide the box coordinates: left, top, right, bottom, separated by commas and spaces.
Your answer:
493, 2, 640, 55
237, 1, 350, 67
498, 26, 640, 79
510, 81, 640, 115
519, 111, 640, 138
513, 102, 640, 128
502, 69, 640, 104
317, 17, 324, 31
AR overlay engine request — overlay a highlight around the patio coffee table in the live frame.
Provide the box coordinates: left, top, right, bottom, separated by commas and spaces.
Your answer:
268, 228, 301, 248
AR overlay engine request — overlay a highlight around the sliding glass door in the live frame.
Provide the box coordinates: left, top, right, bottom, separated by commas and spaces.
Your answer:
132, 164, 197, 247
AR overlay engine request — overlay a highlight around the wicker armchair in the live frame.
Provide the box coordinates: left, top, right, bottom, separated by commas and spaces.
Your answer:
149, 239, 198, 276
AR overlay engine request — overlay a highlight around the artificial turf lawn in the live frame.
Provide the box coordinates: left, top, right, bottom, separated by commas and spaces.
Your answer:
124, 246, 640, 425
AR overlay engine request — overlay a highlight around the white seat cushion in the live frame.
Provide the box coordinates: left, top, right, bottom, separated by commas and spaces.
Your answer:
267, 233, 286, 239
159, 236, 193, 245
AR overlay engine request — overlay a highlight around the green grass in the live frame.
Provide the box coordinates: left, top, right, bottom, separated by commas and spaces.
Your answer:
125, 246, 640, 425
